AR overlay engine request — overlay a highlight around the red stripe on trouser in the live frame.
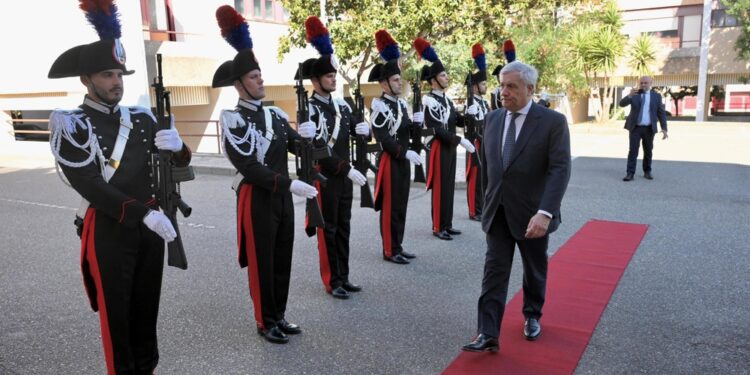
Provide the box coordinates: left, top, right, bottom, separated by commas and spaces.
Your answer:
82, 209, 116, 375
467, 164, 477, 217
428, 143, 442, 233
378, 153, 393, 257
239, 185, 265, 328
314, 180, 332, 292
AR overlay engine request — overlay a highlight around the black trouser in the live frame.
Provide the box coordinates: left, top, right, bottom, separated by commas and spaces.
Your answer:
316, 175, 353, 291
377, 153, 411, 257
476, 206, 549, 338
428, 140, 457, 233
626, 126, 655, 174
82, 208, 164, 375
237, 184, 295, 329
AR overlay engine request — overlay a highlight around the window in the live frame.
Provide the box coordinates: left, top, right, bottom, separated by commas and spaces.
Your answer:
711, 9, 738, 28
235, 0, 287, 23
141, 0, 176, 41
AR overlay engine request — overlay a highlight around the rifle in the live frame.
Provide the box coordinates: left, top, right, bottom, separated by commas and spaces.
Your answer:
293, 63, 329, 228
152, 54, 194, 270
409, 77, 428, 183
350, 76, 378, 209
465, 73, 478, 142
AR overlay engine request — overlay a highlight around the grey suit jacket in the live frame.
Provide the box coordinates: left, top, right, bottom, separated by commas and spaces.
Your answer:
480, 102, 571, 240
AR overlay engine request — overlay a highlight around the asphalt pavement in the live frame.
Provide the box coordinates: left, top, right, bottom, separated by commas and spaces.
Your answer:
1, 121, 748, 374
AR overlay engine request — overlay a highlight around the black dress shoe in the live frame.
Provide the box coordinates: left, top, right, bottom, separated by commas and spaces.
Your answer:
469, 215, 482, 222
342, 281, 362, 292
433, 230, 453, 240
461, 334, 499, 352
257, 325, 289, 344
644, 172, 653, 180
446, 228, 462, 235
384, 254, 410, 264
524, 318, 541, 341
400, 251, 416, 259
330, 286, 350, 299
276, 319, 301, 335
623, 173, 634, 181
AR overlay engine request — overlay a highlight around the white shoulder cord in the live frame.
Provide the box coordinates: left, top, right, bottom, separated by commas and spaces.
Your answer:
49, 110, 107, 187
220, 109, 260, 157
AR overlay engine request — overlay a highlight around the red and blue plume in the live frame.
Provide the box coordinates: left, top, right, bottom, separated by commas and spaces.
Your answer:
216, 5, 252, 51
413, 38, 438, 63
305, 16, 334, 56
503, 40, 516, 63
375, 29, 400, 62
79, 0, 121, 40
472, 43, 486, 71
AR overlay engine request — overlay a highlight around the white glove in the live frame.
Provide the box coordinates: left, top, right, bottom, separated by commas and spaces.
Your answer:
466, 103, 479, 116
298, 121, 316, 139
405, 150, 423, 165
354, 122, 370, 136
459, 137, 476, 153
347, 168, 367, 186
412, 111, 424, 124
154, 128, 184, 152
289, 180, 318, 198
143, 210, 177, 242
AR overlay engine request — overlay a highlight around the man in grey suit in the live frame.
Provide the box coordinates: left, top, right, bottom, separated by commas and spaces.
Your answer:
462, 61, 571, 352
619, 76, 668, 181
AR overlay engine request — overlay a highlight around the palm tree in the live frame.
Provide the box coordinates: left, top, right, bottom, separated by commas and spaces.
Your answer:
628, 34, 657, 76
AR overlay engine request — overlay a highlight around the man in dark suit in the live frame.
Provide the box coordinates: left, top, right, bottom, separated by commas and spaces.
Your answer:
462, 61, 571, 352
619, 76, 668, 181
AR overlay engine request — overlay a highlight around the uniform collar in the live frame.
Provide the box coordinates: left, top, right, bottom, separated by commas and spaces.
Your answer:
312, 92, 332, 104
83, 96, 120, 115
383, 93, 399, 103
431, 89, 445, 97
473, 94, 485, 101
238, 98, 262, 112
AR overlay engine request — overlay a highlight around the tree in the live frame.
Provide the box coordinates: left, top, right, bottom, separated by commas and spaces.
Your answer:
665, 86, 697, 117
277, 0, 581, 96
566, 0, 625, 123
722, 0, 750, 61
628, 34, 657, 76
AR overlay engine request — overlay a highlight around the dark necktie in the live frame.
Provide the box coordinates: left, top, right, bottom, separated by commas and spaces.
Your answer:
502, 112, 521, 170
638, 93, 647, 125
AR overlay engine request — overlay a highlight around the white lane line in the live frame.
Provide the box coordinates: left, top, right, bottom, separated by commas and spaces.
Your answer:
0, 197, 215, 229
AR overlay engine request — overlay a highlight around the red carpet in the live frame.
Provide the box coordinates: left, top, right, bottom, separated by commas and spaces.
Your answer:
442, 220, 649, 375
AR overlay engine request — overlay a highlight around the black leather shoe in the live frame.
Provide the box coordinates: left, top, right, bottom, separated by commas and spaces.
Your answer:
330, 286, 350, 299
400, 251, 416, 259
644, 172, 653, 180
342, 281, 362, 292
623, 173, 634, 181
524, 318, 541, 341
276, 319, 301, 335
384, 254, 410, 264
469, 215, 482, 222
461, 334, 499, 352
433, 230, 453, 240
446, 228, 462, 235
257, 325, 289, 344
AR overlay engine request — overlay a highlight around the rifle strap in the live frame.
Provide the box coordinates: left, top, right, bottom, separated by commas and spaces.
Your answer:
103, 106, 132, 182
327, 100, 342, 148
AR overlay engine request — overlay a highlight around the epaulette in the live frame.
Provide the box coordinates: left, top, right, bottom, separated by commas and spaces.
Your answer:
422, 95, 439, 111
266, 106, 289, 122
49, 108, 87, 135
333, 97, 351, 112
371, 97, 390, 116
220, 109, 246, 129
130, 106, 157, 123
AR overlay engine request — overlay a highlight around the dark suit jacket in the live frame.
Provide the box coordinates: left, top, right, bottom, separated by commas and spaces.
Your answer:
619, 90, 668, 133
480, 102, 571, 240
